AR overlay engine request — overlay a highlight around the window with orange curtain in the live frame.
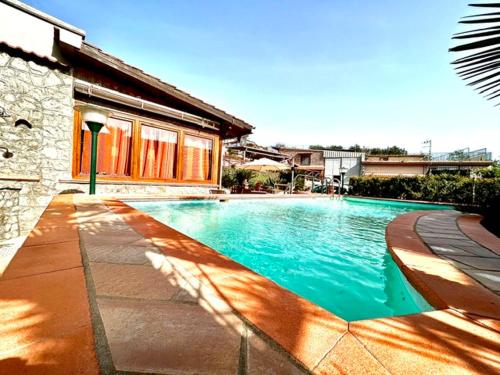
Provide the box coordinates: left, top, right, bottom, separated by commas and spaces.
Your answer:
79, 118, 132, 176
182, 134, 213, 181
139, 125, 178, 179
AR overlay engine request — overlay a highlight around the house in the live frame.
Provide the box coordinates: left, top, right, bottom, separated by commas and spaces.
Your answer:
276, 148, 366, 185
362, 151, 493, 177
0, 0, 253, 240
362, 154, 429, 176
225, 138, 288, 167
323, 150, 365, 183
277, 147, 325, 177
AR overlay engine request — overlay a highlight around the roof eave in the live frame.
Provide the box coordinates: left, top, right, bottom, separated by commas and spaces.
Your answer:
78, 42, 253, 133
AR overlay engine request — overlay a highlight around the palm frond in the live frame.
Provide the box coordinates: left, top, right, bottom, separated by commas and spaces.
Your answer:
450, 2, 500, 105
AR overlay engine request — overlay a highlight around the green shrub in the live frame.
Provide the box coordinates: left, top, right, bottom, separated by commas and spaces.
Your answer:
277, 170, 305, 191
249, 172, 279, 189
350, 175, 499, 208
221, 167, 237, 188
478, 165, 500, 178
234, 169, 254, 187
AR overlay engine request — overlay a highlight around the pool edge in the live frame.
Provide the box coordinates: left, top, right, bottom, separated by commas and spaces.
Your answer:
105, 197, 499, 373
103, 198, 349, 371
385, 211, 500, 317
1, 195, 497, 374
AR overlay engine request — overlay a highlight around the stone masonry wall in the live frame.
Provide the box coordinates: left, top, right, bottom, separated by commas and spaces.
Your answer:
0, 50, 74, 240
57, 182, 214, 196
0, 50, 218, 242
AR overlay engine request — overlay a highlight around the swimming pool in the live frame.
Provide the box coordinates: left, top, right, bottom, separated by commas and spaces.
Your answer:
130, 197, 450, 321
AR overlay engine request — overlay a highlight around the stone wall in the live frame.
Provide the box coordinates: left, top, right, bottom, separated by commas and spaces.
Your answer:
0, 188, 21, 240
0, 50, 74, 240
0, 49, 218, 242
57, 182, 214, 196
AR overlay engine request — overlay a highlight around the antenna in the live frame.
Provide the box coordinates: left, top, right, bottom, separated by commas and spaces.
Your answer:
422, 139, 432, 160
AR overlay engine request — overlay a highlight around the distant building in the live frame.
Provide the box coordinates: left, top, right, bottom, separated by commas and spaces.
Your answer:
323, 150, 365, 183
276, 148, 365, 184
362, 150, 493, 177
277, 148, 325, 176
224, 138, 288, 167
276, 146, 494, 182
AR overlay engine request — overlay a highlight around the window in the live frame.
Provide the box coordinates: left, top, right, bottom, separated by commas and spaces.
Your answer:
79, 117, 132, 176
74, 109, 218, 184
182, 135, 213, 181
300, 154, 311, 165
139, 125, 178, 179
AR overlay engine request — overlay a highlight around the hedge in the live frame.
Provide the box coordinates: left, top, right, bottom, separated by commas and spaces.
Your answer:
349, 175, 500, 208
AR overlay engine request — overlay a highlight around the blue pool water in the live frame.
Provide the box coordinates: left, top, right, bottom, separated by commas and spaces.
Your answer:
130, 197, 450, 321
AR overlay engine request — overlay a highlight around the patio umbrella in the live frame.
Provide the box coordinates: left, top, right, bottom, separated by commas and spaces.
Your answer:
240, 158, 290, 172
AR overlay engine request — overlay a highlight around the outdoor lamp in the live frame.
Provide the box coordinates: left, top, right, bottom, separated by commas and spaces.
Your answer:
290, 165, 296, 194
339, 166, 348, 194
75, 104, 110, 195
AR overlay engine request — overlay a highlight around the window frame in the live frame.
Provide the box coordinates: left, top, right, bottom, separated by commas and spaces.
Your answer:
300, 154, 311, 166
181, 132, 216, 183
137, 122, 180, 183
72, 107, 220, 185
73, 111, 136, 181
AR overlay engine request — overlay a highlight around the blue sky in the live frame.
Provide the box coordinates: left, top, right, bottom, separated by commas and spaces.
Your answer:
26, 0, 499, 157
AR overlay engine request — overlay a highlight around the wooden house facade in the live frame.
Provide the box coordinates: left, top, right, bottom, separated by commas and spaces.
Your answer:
0, 0, 252, 239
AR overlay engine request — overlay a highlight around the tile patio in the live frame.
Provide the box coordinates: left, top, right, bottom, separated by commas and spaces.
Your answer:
0, 195, 498, 374
416, 211, 500, 295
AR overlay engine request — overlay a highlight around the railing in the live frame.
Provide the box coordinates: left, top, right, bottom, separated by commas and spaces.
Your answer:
291, 174, 342, 199
323, 177, 342, 199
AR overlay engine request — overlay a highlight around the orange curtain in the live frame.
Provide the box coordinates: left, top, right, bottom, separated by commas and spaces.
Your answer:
139, 125, 177, 179
79, 118, 132, 176
182, 135, 212, 181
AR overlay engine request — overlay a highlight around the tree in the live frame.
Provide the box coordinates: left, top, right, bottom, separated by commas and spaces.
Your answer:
450, 2, 500, 106
307, 144, 408, 154
309, 144, 344, 150
369, 146, 408, 155
478, 160, 500, 178
348, 144, 364, 152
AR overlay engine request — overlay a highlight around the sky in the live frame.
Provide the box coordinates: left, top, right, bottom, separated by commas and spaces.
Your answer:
25, 0, 500, 158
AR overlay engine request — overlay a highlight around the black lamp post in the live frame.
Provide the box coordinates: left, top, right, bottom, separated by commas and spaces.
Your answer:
76, 105, 109, 195
339, 166, 348, 195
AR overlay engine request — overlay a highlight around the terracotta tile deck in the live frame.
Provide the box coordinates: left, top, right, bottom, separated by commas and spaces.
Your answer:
416, 211, 500, 296
0, 195, 499, 374
0, 195, 99, 375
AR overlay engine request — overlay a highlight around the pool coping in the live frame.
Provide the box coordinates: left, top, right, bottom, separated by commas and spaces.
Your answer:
1, 195, 499, 374
345, 195, 459, 207
385, 211, 500, 317
116, 193, 332, 202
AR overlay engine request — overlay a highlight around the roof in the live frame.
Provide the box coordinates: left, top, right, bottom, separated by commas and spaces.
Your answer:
294, 165, 324, 171
1, 1, 253, 136
227, 145, 288, 160
362, 160, 493, 167
79, 42, 253, 133
278, 147, 322, 153
366, 154, 426, 158
323, 150, 365, 158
